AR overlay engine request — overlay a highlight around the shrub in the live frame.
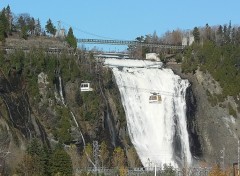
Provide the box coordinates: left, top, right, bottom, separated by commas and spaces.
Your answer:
228, 103, 237, 118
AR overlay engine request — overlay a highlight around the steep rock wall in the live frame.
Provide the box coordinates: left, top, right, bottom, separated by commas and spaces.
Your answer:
167, 63, 240, 166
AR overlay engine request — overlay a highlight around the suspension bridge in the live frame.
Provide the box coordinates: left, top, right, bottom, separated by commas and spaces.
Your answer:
1, 38, 185, 54
60, 21, 185, 50
77, 38, 185, 50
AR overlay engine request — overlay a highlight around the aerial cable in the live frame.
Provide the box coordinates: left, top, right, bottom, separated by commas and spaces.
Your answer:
117, 85, 179, 97
61, 20, 121, 40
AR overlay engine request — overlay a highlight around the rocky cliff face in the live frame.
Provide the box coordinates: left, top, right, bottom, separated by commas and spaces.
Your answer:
3, 48, 239, 171
167, 63, 240, 167
192, 69, 240, 166
0, 69, 49, 170
0, 50, 139, 172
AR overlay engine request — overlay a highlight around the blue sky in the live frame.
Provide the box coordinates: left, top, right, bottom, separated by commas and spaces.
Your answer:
1, 0, 240, 51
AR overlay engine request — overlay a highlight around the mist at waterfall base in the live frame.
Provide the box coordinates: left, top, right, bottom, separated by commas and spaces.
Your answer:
105, 59, 192, 168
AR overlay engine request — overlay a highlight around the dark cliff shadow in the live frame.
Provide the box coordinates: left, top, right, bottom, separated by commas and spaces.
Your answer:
0, 68, 49, 145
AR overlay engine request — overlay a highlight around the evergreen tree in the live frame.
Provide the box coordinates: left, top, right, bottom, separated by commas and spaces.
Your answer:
26, 139, 52, 175
192, 27, 200, 43
17, 15, 26, 29
236, 27, 240, 45
0, 21, 6, 42
56, 107, 72, 143
162, 164, 176, 176
28, 17, 35, 35
35, 18, 41, 36
66, 27, 77, 48
217, 25, 223, 36
205, 23, 212, 40
228, 20, 232, 41
15, 154, 45, 175
223, 24, 228, 43
45, 18, 56, 36
50, 148, 73, 175
232, 27, 236, 44
41, 145, 52, 176
16, 14, 30, 39
5, 5, 12, 34
216, 25, 223, 45
15, 139, 49, 175
6, 5, 12, 30
0, 8, 9, 41
21, 25, 28, 39
6, 5, 11, 19
135, 36, 144, 42
75, 88, 83, 106
27, 138, 42, 156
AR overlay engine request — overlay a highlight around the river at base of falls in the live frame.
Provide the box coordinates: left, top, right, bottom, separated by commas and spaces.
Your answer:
105, 59, 192, 168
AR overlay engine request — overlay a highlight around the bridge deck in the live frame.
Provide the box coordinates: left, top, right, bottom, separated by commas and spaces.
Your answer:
77, 39, 185, 49
1, 46, 76, 54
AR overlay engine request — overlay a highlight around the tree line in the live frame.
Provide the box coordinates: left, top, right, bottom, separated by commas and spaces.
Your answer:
182, 22, 240, 114
0, 46, 141, 174
14, 139, 73, 176
128, 22, 240, 115
129, 22, 240, 59
192, 21, 240, 45
0, 5, 77, 48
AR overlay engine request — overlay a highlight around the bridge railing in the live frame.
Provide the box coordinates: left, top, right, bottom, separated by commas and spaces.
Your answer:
75, 167, 211, 176
77, 38, 185, 49
1, 46, 76, 55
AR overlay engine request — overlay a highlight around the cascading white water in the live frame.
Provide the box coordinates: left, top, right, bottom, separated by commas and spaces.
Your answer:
58, 76, 66, 106
57, 75, 96, 167
98, 74, 116, 146
106, 110, 116, 146
105, 59, 192, 168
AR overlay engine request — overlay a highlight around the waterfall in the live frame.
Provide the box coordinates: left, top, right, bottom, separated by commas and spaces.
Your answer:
106, 109, 116, 146
1, 92, 33, 139
97, 70, 117, 147
58, 76, 66, 106
56, 75, 95, 167
104, 59, 192, 168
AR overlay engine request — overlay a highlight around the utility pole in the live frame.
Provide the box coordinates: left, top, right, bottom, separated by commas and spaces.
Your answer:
93, 141, 99, 171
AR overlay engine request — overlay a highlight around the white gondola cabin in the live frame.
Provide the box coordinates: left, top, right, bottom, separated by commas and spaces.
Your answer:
80, 83, 93, 92
149, 93, 162, 103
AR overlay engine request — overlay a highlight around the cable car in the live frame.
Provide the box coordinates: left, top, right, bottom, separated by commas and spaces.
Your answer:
80, 83, 93, 92
149, 93, 162, 103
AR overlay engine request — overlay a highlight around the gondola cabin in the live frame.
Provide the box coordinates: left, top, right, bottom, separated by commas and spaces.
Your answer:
80, 83, 93, 92
149, 93, 162, 103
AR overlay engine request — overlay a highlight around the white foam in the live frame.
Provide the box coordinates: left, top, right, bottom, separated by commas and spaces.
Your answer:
105, 59, 192, 168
